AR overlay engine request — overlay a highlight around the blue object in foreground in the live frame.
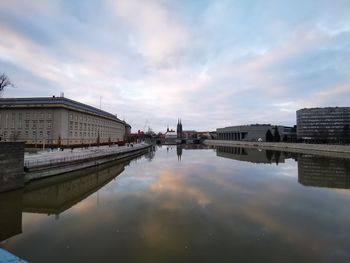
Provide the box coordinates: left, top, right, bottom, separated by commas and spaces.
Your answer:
0, 249, 27, 263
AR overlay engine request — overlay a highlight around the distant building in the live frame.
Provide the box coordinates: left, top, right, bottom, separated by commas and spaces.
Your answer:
123, 121, 131, 141
0, 97, 130, 146
297, 107, 350, 143
216, 124, 294, 142
183, 130, 197, 140
164, 131, 177, 144
176, 119, 183, 139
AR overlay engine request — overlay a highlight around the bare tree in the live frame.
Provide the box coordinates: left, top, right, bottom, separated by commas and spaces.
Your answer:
0, 73, 14, 96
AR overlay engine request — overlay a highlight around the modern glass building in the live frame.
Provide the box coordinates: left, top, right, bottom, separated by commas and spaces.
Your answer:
296, 107, 350, 143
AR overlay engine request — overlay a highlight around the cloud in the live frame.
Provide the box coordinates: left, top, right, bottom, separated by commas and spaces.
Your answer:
1, 0, 350, 131
111, 0, 189, 66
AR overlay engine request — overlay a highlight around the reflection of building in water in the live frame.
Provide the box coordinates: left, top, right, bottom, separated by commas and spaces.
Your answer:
0, 189, 23, 242
22, 160, 129, 215
177, 145, 182, 161
144, 149, 155, 162
216, 146, 288, 164
298, 155, 350, 189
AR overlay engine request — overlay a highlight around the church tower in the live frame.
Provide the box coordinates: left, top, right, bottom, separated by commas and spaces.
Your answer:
177, 119, 183, 139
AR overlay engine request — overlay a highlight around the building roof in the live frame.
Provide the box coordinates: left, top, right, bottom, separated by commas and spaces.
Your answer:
0, 97, 130, 126
165, 131, 177, 136
298, 107, 350, 111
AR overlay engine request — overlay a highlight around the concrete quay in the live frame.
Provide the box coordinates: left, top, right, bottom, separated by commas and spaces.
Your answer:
24, 143, 152, 181
204, 140, 350, 159
0, 142, 25, 193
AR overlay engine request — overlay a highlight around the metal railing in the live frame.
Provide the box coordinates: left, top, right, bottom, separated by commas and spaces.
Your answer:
24, 143, 149, 168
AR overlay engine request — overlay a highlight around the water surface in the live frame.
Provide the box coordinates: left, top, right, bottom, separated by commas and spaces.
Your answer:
1, 145, 350, 263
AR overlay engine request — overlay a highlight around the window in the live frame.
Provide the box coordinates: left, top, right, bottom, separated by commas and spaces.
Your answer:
47, 113, 52, 119
32, 120, 37, 129
39, 130, 43, 137
5, 114, 9, 129
39, 120, 44, 129
47, 120, 52, 129
18, 113, 22, 129
70, 114, 73, 120
25, 120, 30, 129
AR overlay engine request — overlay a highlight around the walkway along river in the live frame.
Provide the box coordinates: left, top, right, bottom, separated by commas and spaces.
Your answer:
24, 142, 152, 181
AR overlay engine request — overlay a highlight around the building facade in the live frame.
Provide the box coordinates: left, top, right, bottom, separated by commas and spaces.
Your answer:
296, 107, 350, 143
176, 119, 183, 139
216, 124, 293, 142
0, 97, 130, 147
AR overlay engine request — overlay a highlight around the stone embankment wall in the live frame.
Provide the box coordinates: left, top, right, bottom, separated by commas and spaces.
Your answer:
204, 140, 350, 158
25, 143, 152, 181
0, 142, 25, 192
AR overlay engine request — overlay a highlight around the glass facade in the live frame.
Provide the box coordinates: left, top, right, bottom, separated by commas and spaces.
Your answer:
296, 107, 350, 142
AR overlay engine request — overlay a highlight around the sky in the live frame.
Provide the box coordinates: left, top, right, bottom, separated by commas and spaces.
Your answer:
0, 0, 349, 132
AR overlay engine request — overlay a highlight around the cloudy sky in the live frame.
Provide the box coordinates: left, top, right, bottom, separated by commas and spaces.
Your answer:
0, 0, 349, 132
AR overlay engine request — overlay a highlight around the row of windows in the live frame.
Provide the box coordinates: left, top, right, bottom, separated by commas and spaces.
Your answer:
298, 119, 350, 123
68, 121, 123, 133
0, 112, 52, 122
69, 113, 117, 127
0, 119, 52, 130
299, 125, 347, 129
68, 131, 123, 138
1, 130, 51, 139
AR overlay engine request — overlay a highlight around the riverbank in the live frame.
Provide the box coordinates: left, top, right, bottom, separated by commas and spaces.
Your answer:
204, 140, 350, 159
24, 143, 152, 181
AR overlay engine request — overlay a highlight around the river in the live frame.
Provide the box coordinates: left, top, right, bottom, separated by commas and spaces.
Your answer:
1, 145, 350, 262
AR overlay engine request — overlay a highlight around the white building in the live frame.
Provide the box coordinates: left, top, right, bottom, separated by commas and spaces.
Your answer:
0, 97, 131, 147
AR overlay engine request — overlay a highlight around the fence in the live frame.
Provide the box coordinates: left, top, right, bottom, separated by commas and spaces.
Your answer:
24, 143, 149, 169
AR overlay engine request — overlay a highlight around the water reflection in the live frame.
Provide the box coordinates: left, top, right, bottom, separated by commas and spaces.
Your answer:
216, 146, 292, 164
298, 155, 350, 189
0, 158, 134, 242
23, 161, 128, 215
216, 146, 350, 189
0, 189, 22, 242
1, 146, 350, 262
